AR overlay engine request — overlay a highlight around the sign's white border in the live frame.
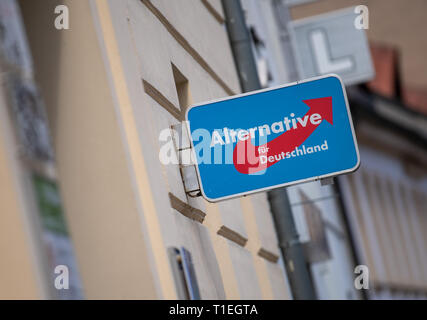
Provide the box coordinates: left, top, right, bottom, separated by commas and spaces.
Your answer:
185, 74, 360, 202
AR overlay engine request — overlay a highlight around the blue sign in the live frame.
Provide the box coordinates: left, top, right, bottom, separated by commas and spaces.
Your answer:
186, 75, 360, 202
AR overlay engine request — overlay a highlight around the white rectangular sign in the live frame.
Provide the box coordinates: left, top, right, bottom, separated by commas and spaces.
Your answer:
289, 7, 374, 86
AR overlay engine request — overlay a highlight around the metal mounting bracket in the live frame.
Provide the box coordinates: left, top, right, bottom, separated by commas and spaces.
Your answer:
171, 122, 201, 197
320, 177, 335, 186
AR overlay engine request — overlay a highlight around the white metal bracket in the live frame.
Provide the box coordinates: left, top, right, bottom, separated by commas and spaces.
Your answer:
171, 122, 201, 197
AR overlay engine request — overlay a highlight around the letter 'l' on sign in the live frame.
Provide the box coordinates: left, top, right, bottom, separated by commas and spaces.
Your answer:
186, 75, 360, 202
310, 29, 354, 74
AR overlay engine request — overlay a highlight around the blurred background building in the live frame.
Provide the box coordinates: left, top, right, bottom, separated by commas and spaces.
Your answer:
291, 0, 427, 299
243, 0, 427, 299
0, 0, 426, 300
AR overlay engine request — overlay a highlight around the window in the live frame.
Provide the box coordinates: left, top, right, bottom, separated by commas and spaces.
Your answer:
172, 63, 191, 117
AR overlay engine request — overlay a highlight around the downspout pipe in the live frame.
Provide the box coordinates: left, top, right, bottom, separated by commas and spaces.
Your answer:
267, 188, 316, 299
221, 0, 260, 92
221, 0, 316, 299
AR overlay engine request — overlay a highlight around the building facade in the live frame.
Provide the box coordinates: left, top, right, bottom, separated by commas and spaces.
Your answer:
2, 0, 292, 299
2, 0, 426, 301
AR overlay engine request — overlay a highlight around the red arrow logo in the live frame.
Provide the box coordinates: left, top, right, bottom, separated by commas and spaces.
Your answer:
233, 97, 333, 174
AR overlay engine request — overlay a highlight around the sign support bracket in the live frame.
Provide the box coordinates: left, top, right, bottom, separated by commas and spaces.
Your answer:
320, 177, 335, 186
171, 122, 201, 198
